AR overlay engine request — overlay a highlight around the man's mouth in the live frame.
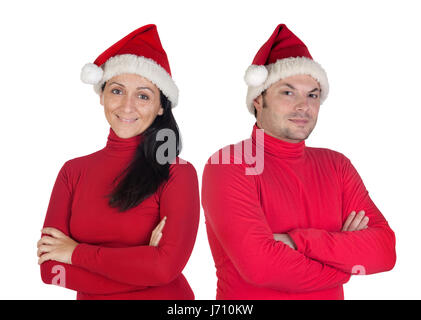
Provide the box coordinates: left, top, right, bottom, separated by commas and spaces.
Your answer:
289, 118, 309, 125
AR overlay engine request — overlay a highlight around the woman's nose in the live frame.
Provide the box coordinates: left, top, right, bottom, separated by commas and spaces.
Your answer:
122, 95, 136, 112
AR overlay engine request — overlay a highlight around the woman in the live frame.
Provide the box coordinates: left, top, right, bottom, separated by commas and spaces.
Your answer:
36, 24, 200, 300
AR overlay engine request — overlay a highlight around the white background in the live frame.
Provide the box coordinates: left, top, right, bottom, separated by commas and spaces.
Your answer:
1, 0, 419, 300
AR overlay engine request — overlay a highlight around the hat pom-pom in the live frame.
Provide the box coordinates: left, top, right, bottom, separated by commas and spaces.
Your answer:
80, 63, 103, 84
244, 64, 268, 87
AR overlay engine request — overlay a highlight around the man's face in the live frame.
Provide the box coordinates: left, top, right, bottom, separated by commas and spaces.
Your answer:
254, 74, 321, 143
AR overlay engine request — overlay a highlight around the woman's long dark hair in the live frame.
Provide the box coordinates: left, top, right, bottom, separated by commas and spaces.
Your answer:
103, 83, 181, 212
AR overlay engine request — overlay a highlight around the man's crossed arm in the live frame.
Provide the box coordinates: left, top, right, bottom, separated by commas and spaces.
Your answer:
275, 156, 397, 276
274, 210, 369, 250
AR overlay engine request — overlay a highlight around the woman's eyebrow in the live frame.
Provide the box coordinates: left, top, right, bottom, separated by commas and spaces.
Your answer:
109, 82, 155, 94
136, 86, 155, 94
110, 81, 124, 87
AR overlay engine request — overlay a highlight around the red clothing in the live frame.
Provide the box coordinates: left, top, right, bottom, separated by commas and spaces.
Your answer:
202, 124, 396, 300
40, 127, 200, 300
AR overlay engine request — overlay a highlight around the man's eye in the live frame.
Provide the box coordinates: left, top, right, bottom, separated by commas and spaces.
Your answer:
309, 93, 319, 99
111, 88, 122, 94
282, 91, 293, 96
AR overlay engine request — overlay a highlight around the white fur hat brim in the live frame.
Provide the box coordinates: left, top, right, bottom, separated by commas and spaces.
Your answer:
245, 56, 329, 114
81, 54, 179, 107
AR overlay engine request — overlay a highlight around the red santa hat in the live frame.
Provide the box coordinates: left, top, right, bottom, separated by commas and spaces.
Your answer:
80, 24, 178, 107
244, 24, 329, 114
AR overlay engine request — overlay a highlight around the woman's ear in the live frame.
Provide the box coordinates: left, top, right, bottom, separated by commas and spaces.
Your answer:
100, 93, 104, 106
158, 105, 164, 116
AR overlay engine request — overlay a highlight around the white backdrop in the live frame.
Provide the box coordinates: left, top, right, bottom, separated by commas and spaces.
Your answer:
1, 0, 419, 300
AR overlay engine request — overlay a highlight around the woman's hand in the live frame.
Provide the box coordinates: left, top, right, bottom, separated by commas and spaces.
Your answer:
149, 216, 167, 247
37, 227, 79, 265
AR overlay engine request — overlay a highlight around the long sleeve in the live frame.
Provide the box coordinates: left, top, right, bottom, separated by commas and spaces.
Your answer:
40, 162, 149, 294
70, 162, 200, 287
201, 161, 351, 293
287, 155, 397, 275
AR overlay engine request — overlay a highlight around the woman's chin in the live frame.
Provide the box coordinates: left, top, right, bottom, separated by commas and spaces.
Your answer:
112, 125, 142, 139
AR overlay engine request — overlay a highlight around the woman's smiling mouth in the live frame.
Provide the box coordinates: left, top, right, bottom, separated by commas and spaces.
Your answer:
117, 115, 138, 123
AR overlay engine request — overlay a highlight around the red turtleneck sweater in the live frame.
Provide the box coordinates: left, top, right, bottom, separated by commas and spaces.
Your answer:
202, 124, 396, 300
40, 127, 200, 300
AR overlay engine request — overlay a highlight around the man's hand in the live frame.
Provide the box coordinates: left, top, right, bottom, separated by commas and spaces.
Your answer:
273, 233, 297, 250
342, 210, 369, 232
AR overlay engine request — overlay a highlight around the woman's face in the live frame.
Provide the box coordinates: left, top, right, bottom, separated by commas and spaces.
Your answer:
100, 73, 163, 139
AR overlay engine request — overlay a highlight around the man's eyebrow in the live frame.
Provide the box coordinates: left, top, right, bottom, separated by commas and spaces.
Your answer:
280, 83, 320, 92
283, 83, 296, 90
309, 87, 321, 93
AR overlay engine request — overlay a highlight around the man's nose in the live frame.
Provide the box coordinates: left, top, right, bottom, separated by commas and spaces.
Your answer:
295, 94, 309, 111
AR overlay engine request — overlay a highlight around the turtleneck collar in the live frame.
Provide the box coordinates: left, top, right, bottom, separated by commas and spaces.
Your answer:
103, 127, 143, 157
251, 123, 305, 159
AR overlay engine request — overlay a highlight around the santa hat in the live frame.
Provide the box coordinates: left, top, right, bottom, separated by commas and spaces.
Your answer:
80, 24, 178, 107
244, 24, 329, 114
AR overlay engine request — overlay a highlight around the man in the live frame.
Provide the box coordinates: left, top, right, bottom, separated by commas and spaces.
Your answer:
201, 24, 396, 300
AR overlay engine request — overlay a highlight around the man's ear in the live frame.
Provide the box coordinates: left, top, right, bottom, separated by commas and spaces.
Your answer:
253, 95, 263, 114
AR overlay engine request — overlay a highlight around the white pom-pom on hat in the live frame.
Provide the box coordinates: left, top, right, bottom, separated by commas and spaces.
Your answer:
244, 64, 268, 87
80, 63, 103, 85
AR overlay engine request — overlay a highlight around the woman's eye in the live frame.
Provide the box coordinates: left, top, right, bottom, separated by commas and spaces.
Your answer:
111, 88, 122, 94
282, 91, 293, 96
138, 94, 149, 100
